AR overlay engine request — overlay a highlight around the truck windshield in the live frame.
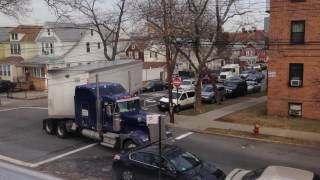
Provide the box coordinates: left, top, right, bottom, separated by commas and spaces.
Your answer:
222, 68, 234, 72
117, 100, 140, 113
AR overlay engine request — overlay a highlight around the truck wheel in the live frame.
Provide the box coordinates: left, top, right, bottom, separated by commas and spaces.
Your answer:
45, 119, 55, 135
123, 140, 137, 150
56, 121, 68, 138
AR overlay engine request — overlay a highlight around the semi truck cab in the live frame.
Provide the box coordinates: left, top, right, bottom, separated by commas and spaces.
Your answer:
44, 82, 170, 150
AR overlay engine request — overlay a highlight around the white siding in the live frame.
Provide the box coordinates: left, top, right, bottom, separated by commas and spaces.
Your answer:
143, 68, 164, 81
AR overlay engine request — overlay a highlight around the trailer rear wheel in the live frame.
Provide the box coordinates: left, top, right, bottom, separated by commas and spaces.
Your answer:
44, 119, 55, 135
57, 121, 68, 138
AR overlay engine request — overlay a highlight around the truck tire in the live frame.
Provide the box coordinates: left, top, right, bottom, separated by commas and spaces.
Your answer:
174, 105, 181, 112
44, 119, 56, 135
56, 121, 68, 138
123, 140, 137, 150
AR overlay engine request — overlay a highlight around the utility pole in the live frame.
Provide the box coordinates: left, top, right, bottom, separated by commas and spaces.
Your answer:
96, 74, 102, 135
162, 0, 174, 123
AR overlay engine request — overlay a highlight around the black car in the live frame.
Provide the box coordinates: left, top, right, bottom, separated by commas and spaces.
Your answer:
223, 79, 247, 97
246, 73, 264, 83
0, 80, 16, 93
112, 144, 226, 180
142, 80, 167, 92
201, 84, 226, 103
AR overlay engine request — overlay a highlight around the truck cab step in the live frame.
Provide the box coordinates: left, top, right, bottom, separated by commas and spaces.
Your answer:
101, 133, 119, 148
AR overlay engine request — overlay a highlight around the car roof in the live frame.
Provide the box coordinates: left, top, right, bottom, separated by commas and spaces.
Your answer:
258, 166, 314, 180
133, 144, 182, 156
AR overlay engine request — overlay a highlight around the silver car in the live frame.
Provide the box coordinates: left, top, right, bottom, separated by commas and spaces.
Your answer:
226, 166, 319, 180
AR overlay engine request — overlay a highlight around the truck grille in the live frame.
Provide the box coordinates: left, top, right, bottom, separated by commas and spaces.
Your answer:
220, 75, 226, 79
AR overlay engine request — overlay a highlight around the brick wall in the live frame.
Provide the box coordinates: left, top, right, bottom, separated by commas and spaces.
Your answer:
268, 0, 320, 120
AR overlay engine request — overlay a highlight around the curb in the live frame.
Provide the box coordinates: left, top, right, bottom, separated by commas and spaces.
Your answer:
167, 124, 320, 150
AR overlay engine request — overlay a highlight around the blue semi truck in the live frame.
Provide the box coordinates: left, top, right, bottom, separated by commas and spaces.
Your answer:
43, 82, 170, 149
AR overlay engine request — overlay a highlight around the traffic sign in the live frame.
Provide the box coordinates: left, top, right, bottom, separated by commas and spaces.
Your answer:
173, 76, 182, 88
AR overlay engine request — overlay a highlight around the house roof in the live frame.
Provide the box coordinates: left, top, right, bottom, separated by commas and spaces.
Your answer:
0, 27, 13, 42
228, 30, 266, 43
0, 56, 24, 65
44, 22, 87, 42
143, 62, 166, 69
10, 25, 42, 42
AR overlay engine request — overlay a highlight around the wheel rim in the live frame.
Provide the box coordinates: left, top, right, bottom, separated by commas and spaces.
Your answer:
45, 123, 52, 133
122, 170, 134, 180
57, 126, 64, 136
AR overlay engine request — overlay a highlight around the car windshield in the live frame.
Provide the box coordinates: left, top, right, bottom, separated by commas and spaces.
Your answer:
241, 71, 249, 74
172, 93, 182, 99
202, 85, 213, 92
224, 81, 237, 87
166, 150, 201, 172
182, 81, 192, 85
116, 99, 140, 113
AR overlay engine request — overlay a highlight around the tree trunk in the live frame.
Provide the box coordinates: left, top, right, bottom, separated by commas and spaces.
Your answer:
194, 73, 203, 113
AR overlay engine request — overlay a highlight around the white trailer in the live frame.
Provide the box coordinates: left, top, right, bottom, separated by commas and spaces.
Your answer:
47, 60, 143, 118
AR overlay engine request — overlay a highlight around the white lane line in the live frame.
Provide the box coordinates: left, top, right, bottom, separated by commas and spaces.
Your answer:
32, 143, 97, 167
0, 143, 97, 168
0, 107, 48, 112
175, 132, 194, 140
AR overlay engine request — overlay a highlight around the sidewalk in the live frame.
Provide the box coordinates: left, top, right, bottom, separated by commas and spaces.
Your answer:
3, 91, 47, 100
170, 96, 320, 143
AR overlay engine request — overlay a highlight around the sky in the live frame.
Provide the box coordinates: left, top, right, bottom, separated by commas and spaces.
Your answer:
0, 0, 268, 32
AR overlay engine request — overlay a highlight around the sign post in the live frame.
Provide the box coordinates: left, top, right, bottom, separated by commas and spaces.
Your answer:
173, 76, 182, 111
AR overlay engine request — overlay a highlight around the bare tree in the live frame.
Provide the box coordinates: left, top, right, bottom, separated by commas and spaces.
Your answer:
45, 0, 127, 61
0, 0, 30, 18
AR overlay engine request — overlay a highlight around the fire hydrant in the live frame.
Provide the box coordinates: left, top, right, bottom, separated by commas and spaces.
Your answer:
253, 123, 260, 135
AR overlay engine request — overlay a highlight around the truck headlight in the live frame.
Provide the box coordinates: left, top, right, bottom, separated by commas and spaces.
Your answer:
142, 136, 149, 142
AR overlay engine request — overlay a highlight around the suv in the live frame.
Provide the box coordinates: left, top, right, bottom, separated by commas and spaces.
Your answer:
112, 144, 226, 180
224, 79, 247, 97
142, 80, 167, 92
158, 90, 195, 112
179, 79, 196, 90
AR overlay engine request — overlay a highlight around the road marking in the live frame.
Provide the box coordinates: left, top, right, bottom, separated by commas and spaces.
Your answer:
145, 98, 157, 103
32, 143, 97, 167
175, 132, 194, 140
0, 107, 48, 112
0, 143, 97, 168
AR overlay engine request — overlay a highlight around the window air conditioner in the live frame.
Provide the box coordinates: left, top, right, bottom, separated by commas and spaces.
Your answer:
290, 79, 301, 87
289, 109, 301, 117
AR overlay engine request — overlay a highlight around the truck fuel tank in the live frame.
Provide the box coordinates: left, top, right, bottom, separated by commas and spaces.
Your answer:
81, 129, 101, 141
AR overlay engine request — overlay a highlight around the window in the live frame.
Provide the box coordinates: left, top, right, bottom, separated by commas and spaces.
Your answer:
290, 0, 305, 2
291, 21, 305, 44
91, 29, 94, 36
7, 65, 10, 76
10, 43, 21, 55
134, 51, 139, 59
130, 152, 158, 167
180, 93, 187, 100
0, 64, 10, 76
289, 103, 302, 117
86, 42, 90, 53
132, 44, 136, 49
97, 42, 101, 49
42, 42, 54, 55
47, 29, 51, 36
289, 63, 303, 87
0, 65, 2, 75
11, 33, 18, 40
128, 51, 133, 57
187, 92, 195, 98
32, 67, 45, 78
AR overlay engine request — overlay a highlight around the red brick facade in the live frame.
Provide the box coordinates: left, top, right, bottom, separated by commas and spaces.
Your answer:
268, 0, 320, 120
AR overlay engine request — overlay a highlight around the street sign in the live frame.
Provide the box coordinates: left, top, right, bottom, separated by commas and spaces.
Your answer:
146, 114, 160, 125
173, 76, 182, 88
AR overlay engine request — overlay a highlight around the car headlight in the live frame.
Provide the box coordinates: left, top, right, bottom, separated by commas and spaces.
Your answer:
142, 136, 149, 142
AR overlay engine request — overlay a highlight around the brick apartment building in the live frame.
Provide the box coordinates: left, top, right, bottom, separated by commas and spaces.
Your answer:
268, 0, 320, 119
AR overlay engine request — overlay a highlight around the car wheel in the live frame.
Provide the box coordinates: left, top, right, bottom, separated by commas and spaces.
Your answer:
123, 140, 137, 150
122, 169, 135, 180
56, 121, 68, 138
45, 119, 55, 135
174, 105, 181, 112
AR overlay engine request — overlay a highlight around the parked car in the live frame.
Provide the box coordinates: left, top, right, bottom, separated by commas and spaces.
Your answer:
240, 69, 256, 79
179, 79, 196, 90
142, 80, 167, 92
0, 80, 16, 93
225, 166, 319, 180
223, 79, 247, 97
201, 84, 226, 103
158, 89, 195, 112
112, 144, 226, 180
246, 81, 261, 94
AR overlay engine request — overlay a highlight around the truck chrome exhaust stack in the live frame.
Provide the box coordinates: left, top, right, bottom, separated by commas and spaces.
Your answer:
81, 129, 101, 141
113, 113, 122, 132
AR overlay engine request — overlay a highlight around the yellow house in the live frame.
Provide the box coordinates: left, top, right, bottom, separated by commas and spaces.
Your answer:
0, 28, 13, 60
0, 26, 42, 87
